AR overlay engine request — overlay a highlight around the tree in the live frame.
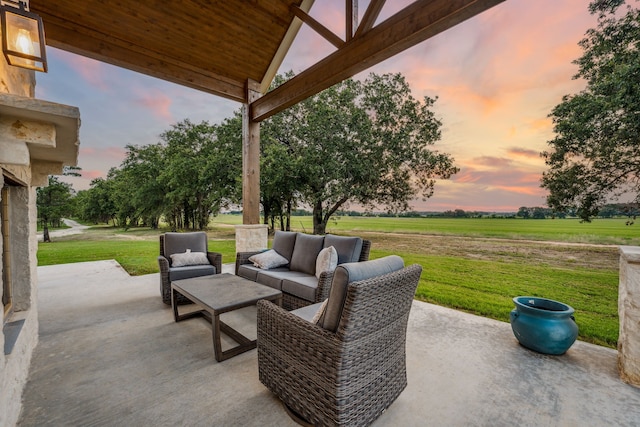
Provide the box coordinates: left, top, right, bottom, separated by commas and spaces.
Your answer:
77, 177, 117, 224
541, 0, 640, 221
517, 207, 530, 219
160, 119, 242, 230
267, 72, 458, 234
36, 176, 75, 242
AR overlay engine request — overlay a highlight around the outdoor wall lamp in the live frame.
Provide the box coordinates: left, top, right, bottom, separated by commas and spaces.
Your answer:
0, 0, 47, 72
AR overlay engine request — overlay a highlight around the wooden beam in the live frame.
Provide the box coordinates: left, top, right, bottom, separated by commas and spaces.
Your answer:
242, 80, 262, 225
290, 5, 344, 48
252, 0, 504, 121
346, 0, 358, 42
261, 0, 315, 93
354, 0, 386, 38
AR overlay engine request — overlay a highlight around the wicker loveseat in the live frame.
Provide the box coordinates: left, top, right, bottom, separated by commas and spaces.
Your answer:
257, 255, 422, 426
158, 232, 222, 305
235, 231, 371, 310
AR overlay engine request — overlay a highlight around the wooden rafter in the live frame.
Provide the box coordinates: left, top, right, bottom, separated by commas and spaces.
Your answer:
354, 0, 386, 38
346, 0, 358, 41
252, 0, 505, 122
291, 5, 344, 48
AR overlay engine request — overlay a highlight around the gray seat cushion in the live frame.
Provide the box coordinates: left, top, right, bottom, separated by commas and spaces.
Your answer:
320, 255, 405, 332
169, 264, 216, 281
272, 231, 298, 262
255, 268, 294, 290
289, 233, 324, 276
238, 264, 261, 281
164, 232, 208, 266
282, 274, 319, 302
291, 302, 324, 323
324, 234, 363, 264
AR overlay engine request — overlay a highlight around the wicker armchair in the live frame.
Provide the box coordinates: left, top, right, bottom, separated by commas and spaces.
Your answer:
158, 232, 222, 305
257, 256, 422, 426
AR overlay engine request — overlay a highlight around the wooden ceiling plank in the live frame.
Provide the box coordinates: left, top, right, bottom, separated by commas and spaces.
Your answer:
354, 0, 386, 38
32, 0, 290, 83
252, 0, 505, 121
43, 21, 246, 102
291, 5, 344, 48
38, 12, 254, 88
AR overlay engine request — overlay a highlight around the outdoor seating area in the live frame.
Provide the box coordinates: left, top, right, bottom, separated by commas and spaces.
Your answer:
17, 260, 640, 426
236, 231, 371, 310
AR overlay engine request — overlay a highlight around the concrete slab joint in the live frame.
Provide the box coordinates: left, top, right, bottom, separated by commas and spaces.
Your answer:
618, 246, 640, 387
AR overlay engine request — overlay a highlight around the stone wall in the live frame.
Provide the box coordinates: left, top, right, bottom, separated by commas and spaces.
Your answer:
619, 246, 640, 387
0, 56, 38, 427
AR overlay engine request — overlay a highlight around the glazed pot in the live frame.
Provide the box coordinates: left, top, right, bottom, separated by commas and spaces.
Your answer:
510, 296, 578, 355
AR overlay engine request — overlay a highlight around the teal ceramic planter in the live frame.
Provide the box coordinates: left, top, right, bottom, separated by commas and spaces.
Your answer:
510, 296, 578, 355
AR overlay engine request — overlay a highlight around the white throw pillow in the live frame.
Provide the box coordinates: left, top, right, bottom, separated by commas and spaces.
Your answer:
248, 249, 289, 269
315, 246, 338, 278
170, 249, 209, 267
312, 299, 329, 325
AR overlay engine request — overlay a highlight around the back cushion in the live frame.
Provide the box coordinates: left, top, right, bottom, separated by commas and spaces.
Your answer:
289, 233, 325, 275
323, 234, 363, 264
164, 232, 207, 259
321, 255, 405, 332
272, 231, 298, 262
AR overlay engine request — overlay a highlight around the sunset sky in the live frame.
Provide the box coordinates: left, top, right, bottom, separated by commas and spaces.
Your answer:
36, 0, 599, 212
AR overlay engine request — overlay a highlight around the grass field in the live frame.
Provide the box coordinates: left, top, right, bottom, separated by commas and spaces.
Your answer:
37, 216, 626, 348
212, 214, 640, 245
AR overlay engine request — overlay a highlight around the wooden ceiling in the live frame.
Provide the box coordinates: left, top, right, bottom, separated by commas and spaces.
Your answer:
30, 0, 312, 103
29, 0, 504, 121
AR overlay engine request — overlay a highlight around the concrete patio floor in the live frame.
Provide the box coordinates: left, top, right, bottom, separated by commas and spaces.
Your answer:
18, 260, 640, 426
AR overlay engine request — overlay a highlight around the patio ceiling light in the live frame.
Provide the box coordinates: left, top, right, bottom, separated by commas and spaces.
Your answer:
1, 0, 47, 72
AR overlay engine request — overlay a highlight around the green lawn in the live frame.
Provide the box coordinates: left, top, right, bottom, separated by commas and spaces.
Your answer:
37, 217, 625, 348
38, 239, 237, 276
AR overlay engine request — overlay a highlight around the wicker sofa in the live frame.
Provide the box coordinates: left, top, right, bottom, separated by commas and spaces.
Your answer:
257, 255, 422, 426
235, 231, 371, 310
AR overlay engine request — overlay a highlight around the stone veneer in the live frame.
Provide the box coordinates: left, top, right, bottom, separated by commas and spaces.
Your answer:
235, 224, 268, 253
619, 246, 640, 387
0, 53, 36, 427
0, 56, 80, 426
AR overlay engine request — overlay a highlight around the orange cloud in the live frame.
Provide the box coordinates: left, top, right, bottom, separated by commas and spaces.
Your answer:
507, 148, 540, 159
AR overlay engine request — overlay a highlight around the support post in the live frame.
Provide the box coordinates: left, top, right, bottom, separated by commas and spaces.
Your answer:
242, 79, 262, 225
618, 246, 640, 386
236, 80, 268, 253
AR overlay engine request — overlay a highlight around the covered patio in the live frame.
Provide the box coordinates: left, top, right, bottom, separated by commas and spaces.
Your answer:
18, 260, 640, 426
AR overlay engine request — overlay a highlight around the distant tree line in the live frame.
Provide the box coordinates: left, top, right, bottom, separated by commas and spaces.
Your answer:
39, 72, 459, 234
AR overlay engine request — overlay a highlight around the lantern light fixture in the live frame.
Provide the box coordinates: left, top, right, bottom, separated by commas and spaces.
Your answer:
1, 0, 47, 72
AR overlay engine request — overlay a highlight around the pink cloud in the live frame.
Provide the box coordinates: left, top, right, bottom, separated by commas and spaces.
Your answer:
78, 146, 126, 165
133, 89, 174, 121
81, 170, 104, 180
65, 55, 109, 91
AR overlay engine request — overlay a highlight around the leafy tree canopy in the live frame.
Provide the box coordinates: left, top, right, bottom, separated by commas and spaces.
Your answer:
542, 0, 640, 221
36, 176, 75, 242
262, 72, 459, 234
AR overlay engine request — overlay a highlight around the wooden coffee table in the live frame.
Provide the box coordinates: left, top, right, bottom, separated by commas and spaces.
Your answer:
171, 273, 282, 362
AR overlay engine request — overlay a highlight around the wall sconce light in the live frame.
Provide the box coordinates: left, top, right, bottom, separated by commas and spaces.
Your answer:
0, 0, 47, 72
